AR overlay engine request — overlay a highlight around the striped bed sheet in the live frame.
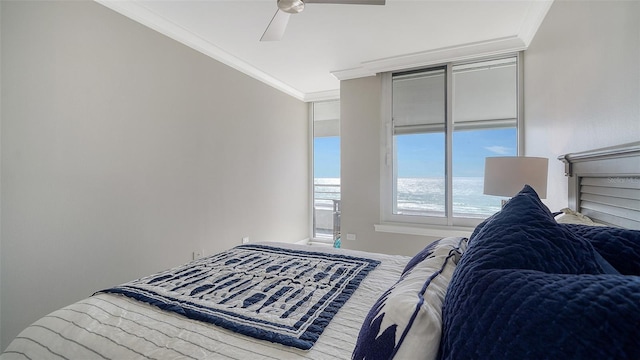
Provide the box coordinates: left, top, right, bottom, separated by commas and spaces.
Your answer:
1, 243, 410, 360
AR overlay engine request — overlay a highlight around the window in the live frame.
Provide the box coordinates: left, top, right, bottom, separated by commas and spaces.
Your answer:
382, 55, 520, 228
312, 100, 341, 243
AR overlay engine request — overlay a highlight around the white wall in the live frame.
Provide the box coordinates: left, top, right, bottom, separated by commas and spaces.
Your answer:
338, 0, 639, 255
0, 1, 308, 350
524, 0, 640, 211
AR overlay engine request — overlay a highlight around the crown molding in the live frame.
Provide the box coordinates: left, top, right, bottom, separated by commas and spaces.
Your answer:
303, 89, 340, 102
332, 36, 527, 81
95, 0, 306, 102
519, 0, 554, 47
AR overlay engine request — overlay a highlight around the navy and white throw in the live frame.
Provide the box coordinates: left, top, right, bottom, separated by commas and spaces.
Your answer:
100, 244, 380, 350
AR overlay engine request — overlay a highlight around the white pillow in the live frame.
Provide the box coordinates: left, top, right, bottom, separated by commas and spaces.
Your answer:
352, 237, 467, 360
555, 208, 607, 226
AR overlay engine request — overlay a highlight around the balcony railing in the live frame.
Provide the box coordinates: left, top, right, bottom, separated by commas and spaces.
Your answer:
313, 182, 340, 241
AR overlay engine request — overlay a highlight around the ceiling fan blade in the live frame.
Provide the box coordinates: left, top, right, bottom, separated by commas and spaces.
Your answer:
304, 0, 385, 5
260, 10, 291, 41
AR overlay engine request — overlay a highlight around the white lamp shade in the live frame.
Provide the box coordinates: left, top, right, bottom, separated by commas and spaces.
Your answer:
484, 157, 549, 198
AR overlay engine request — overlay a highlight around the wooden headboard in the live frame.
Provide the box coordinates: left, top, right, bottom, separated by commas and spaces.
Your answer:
558, 142, 640, 230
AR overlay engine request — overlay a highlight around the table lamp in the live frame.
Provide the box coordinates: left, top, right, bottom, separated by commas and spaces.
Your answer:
484, 156, 549, 206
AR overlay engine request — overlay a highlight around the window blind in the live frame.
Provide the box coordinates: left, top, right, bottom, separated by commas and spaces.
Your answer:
392, 58, 517, 135
313, 100, 340, 137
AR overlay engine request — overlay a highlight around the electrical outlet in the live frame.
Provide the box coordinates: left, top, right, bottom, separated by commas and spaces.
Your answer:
193, 250, 204, 260
242, 237, 250, 244
346, 233, 356, 241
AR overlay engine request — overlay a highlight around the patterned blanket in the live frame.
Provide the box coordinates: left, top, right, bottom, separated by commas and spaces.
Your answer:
100, 244, 380, 350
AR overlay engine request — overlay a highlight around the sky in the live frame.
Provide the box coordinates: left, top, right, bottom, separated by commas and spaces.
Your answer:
314, 128, 516, 178
314, 136, 341, 178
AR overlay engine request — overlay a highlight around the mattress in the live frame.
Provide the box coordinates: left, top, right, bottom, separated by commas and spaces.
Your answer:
1, 243, 411, 360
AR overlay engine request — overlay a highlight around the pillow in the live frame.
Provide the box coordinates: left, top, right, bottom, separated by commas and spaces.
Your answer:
460, 185, 606, 275
555, 207, 607, 226
562, 224, 640, 275
402, 237, 467, 274
353, 237, 466, 360
440, 269, 640, 360
468, 214, 493, 243
439, 185, 639, 359
468, 194, 617, 274
590, 249, 621, 275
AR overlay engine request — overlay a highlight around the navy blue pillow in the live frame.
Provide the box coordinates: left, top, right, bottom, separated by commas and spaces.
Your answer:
439, 185, 639, 360
440, 269, 640, 360
562, 224, 640, 275
592, 250, 621, 275
460, 185, 605, 275
468, 215, 492, 243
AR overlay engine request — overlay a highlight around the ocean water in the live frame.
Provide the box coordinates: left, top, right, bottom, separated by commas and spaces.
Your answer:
313, 178, 341, 201
314, 177, 502, 218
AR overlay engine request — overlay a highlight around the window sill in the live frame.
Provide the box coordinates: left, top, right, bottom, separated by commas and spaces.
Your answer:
308, 238, 334, 247
374, 223, 474, 238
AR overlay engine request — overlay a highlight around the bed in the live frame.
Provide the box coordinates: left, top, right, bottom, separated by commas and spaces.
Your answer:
2, 142, 639, 360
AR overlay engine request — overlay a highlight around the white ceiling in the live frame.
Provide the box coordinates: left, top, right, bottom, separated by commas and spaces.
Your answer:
96, 0, 553, 102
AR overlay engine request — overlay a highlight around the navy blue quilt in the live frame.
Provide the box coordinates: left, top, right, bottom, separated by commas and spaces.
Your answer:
439, 186, 640, 360
100, 244, 379, 350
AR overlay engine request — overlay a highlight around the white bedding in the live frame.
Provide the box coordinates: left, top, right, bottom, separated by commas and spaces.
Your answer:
1, 243, 410, 360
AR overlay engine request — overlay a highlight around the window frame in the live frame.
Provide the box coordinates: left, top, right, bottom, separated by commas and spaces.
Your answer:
310, 100, 342, 245
380, 53, 524, 229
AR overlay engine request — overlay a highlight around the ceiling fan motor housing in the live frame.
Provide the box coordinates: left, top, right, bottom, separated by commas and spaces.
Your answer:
278, 0, 305, 14
264, 0, 384, 41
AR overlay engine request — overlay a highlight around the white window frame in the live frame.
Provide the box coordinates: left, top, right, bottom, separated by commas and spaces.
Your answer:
379, 53, 524, 232
310, 100, 341, 246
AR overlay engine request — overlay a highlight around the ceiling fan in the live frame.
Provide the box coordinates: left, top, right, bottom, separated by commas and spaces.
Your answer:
261, 0, 386, 41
